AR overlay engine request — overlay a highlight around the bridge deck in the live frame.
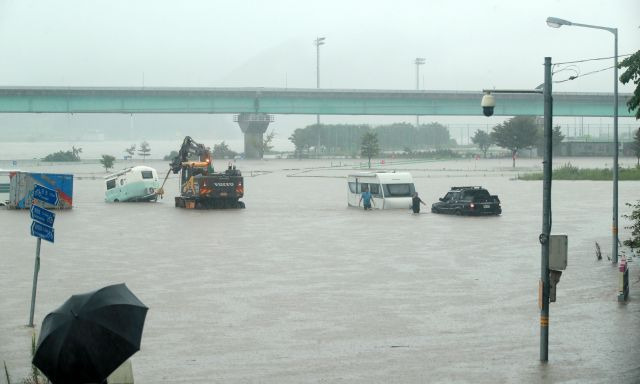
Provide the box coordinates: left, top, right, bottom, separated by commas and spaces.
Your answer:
0, 87, 632, 117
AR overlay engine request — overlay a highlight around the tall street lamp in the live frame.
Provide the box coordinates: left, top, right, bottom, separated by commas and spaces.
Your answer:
546, 16, 619, 264
314, 37, 326, 127
415, 57, 425, 127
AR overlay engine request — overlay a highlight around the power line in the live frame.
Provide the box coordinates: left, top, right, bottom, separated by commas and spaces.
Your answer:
554, 65, 615, 83
554, 53, 632, 65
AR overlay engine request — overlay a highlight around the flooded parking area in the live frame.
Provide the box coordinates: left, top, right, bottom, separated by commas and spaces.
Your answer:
1, 158, 639, 383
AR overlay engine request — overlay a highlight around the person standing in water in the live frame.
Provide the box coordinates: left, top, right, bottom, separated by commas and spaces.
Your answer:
411, 192, 426, 213
359, 186, 375, 210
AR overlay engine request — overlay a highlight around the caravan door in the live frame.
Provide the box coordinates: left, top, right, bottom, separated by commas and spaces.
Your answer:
368, 181, 384, 209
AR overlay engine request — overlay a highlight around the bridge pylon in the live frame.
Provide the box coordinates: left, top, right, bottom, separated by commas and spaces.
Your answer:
234, 113, 274, 159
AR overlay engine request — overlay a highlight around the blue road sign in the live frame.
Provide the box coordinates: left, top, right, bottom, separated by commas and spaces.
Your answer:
30, 205, 56, 226
33, 184, 59, 206
31, 221, 54, 243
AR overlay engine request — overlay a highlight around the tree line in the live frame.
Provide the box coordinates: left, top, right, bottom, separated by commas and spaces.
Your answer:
288, 122, 453, 157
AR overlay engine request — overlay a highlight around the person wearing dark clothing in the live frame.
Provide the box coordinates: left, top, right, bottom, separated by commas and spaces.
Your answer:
411, 192, 426, 213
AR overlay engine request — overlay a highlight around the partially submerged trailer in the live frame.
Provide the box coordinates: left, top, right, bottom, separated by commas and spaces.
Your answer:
0, 170, 10, 206
8, 172, 73, 209
104, 166, 160, 202
347, 172, 415, 209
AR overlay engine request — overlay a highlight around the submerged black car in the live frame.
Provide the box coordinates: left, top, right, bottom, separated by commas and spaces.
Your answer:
431, 186, 502, 216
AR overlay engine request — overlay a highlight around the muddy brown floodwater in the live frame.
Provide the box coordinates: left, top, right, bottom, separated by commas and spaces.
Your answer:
1, 157, 639, 383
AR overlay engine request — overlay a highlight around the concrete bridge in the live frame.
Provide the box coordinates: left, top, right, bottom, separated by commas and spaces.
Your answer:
0, 86, 632, 158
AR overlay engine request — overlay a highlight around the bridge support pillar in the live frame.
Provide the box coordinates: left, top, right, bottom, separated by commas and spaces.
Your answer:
234, 113, 274, 159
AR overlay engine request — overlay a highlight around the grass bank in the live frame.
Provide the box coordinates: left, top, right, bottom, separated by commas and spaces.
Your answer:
519, 163, 640, 181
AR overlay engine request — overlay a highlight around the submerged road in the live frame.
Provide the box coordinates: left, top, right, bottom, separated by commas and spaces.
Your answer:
1, 158, 639, 383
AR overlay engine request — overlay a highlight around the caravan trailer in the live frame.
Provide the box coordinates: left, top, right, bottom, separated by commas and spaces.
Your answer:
0, 170, 10, 206
105, 166, 160, 202
347, 172, 415, 209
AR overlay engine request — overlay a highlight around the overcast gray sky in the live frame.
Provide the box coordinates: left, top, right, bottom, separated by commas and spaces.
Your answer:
0, 0, 638, 147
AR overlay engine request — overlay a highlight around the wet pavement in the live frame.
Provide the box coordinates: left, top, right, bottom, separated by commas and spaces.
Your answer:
1, 157, 639, 383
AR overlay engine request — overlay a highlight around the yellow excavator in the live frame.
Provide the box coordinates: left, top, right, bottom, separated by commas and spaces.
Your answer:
158, 136, 245, 209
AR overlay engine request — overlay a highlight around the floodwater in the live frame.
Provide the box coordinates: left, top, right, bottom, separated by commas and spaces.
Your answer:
1, 157, 639, 383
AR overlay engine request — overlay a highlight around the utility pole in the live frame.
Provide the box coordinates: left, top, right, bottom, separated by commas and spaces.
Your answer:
540, 56, 553, 362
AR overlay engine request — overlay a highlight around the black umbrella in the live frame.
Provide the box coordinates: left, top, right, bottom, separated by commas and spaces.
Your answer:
33, 283, 148, 384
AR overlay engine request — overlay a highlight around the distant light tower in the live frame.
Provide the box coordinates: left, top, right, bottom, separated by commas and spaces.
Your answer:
315, 37, 326, 127
547, 16, 619, 264
415, 57, 425, 127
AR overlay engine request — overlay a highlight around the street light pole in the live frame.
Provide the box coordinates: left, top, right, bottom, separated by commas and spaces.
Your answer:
314, 37, 325, 158
546, 16, 619, 264
613, 29, 619, 264
415, 58, 425, 127
315, 37, 326, 127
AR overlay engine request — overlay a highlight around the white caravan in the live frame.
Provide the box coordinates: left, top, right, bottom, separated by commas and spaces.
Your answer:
347, 172, 415, 209
105, 166, 160, 202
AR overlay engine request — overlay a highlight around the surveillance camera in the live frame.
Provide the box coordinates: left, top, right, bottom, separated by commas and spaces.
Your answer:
481, 93, 495, 117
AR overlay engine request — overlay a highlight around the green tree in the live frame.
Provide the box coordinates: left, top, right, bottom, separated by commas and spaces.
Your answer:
212, 141, 238, 159
163, 150, 179, 161
536, 125, 565, 152
631, 128, 640, 166
552, 126, 565, 149
491, 116, 539, 168
471, 130, 493, 158
289, 129, 311, 159
262, 130, 276, 154
361, 131, 380, 168
619, 50, 640, 119
71, 146, 82, 159
623, 200, 640, 255
138, 141, 151, 161
100, 154, 116, 172
124, 144, 136, 159
43, 147, 82, 162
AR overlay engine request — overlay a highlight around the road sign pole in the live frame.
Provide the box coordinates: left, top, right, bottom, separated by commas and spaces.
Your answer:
28, 237, 42, 327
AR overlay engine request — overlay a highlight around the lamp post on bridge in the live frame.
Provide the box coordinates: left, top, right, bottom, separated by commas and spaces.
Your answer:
546, 16, 619, 264
415, 57, 425, 127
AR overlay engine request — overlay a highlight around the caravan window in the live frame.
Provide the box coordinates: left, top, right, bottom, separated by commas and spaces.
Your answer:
106, 179, 116, 190
369, 183, 381, 197
349, 182, 367, 194
383, 183, 415, 197
141, 171, 154, 179
349, 180, 381, 196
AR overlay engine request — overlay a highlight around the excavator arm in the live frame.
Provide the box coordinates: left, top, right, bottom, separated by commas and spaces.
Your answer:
158, 136, 213, 197
169, 136, 211, 174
